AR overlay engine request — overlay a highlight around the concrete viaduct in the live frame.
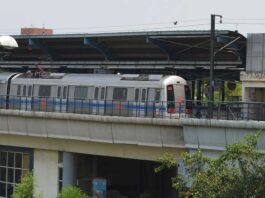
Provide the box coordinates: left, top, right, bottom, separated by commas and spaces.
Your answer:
0, 109, 263, 197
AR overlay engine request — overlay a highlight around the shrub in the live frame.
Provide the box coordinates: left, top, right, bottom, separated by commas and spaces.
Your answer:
56, 186, 87, 198
12, 172, 34, 198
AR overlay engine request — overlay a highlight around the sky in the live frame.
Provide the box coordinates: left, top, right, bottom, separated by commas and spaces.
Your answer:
0, 0, 265, 36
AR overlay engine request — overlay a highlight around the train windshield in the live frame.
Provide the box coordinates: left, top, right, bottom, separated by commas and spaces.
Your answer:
167, 85, 176, 113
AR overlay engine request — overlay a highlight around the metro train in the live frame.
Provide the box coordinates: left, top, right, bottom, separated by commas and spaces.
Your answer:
0, 72, 192, 118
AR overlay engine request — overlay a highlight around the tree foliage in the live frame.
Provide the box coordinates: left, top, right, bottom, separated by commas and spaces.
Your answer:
156, 132, 265, 198
12, 172, 34, 198
56, 186, 87, 198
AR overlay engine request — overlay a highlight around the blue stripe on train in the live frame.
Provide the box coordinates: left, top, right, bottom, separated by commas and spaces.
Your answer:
4, 99, 186, 112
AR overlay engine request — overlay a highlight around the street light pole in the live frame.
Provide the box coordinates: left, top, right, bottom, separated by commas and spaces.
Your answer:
208, 14, 222, 118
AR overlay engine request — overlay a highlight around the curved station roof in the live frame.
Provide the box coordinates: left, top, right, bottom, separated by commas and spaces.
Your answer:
0, 30, 246, 80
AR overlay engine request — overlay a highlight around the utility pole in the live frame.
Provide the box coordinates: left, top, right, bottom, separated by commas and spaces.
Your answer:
208, 14, 222, 118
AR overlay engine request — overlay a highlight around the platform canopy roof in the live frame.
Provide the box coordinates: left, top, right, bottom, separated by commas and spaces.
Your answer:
0, 30, 246, 80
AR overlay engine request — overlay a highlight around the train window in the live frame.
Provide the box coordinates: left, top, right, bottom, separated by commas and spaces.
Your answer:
141, 89, 147, 102
167, 85, 175, 102
167, 85, 175, 113
57, 86, 61, 98
155, 89, 161, 102
101, 87, 105, 100
134, 89, 139, 101
28, 86, 32, 97
22, 86, 26, 97
113, 88, 127, 101
17, 85, 21, 96
38, 85, 51, 97
94, 87, 99, 99
63, 87, 67, 99
74, 86, 88, 99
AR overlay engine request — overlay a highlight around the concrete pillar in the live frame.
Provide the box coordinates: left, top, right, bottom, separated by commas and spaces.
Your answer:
34, 149, 58, 198
63, 152, 76, 187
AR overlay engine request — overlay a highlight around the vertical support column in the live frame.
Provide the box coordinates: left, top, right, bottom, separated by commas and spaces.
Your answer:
209, 14, 216, 118
191, 81, 195, 100
197, 80, 202, 102
221, 81, 225, 102
92, 156, 98, 178
63, 152, 76, 187
34, 149, 59, 198
196, 80, 202, 117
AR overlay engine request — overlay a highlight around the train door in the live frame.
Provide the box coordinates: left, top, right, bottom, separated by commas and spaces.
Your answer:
174, 84, 185, 115
92, 87, 99, 115
133, 88, 140, 117
139, 88, 148, 117
61, 86, 68, 113
20, 85, 27, 110
68, 86, 88, 114
92, 86, 106, 115
32, 85, 52, 112
22, 85, 33, 111
146, 88, 161, 118
105, 87, 113, 115
112, 87, 128, 116
99, 87, 106, 115
55, 86, 64, 112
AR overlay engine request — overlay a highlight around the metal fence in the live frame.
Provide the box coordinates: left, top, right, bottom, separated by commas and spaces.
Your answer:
0, 95, 265, 121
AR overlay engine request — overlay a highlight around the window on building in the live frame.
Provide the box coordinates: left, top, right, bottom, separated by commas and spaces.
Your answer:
74, 86, 88, 99
38, 86, 51, 97
58, 152, 63, 192
0, 151, 31, 198
113, 88, 127, 101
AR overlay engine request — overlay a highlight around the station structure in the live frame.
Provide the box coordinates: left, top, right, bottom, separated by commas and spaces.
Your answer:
0, 29, 246, 198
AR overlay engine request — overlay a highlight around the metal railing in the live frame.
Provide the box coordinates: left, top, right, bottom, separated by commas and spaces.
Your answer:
0, 95, 265, 121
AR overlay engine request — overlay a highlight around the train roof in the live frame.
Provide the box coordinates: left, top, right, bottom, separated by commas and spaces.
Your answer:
12, 73, 187, 87
0, 73, 17, 82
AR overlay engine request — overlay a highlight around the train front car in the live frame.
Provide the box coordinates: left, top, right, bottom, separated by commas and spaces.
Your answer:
0, 73, 20, 109
162, 76, 192, 118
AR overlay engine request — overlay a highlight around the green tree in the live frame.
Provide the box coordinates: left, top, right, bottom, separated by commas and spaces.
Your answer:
56, 186, 87, 198
156, 132, 265, 198
12, 172, 42, 198
12, 172, 34, 198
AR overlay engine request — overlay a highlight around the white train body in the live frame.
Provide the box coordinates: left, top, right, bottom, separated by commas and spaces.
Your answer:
0, 73, 192, 118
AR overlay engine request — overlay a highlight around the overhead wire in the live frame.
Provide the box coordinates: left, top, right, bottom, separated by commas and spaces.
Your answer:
0, 18, 211, 34
3, 17, 265, 34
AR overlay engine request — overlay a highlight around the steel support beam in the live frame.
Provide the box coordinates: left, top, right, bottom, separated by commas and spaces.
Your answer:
216, 35, 242, 60
28, 38, 54, 61
84, 37, 113, 61
146, 37, 176, 60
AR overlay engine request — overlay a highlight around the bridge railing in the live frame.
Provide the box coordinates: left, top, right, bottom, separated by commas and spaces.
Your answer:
0, 95, 265, 120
